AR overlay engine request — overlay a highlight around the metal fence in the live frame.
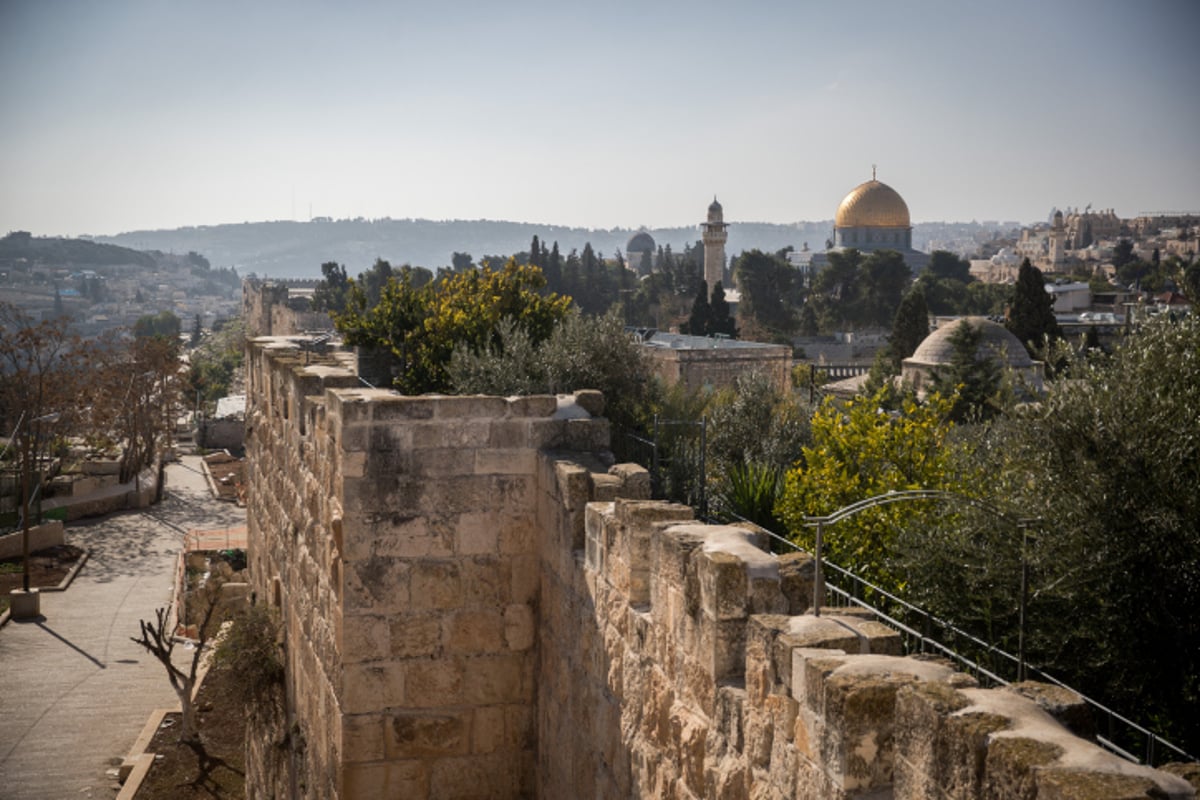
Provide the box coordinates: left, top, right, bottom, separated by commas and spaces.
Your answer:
740, 518, 1198, 768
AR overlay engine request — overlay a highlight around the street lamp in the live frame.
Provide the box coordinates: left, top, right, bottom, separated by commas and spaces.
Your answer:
10, 410, 62, 619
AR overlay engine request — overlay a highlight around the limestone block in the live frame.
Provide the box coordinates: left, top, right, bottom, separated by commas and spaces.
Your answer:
444, 608, 506, 654
609, 462, 652, 500
384, 710, 470, 758
412, 420, 490, 451
892, 681, 996, 798
528, 418, 567, 449
461, 555, 511, 607
504, 603, 535, 651
509, 554, 539, 605
370, 395, 435, 421
498, 517, 536, 556
574, 389, 605, 416
590, 472, 624, 502
1003, 681, 1096, 742
342, 662, 405, 714
697, 549, 750, 621
368, 422, 413, 453
340, 759, 428, 799
389, 614, 442, 659
461, 654, 529, 705
777, 552, 816, 615
430, 753, 522, 798
556, 461, 593, 512
506, 394, 557, 417
586, 502, 613, 573
564, 417, 610, 451
489, 418, 532, 449
407, 447, 476, 479
409, 560, 463, 611
475, 447, 537, 476
405, 657, 466, 708
342, 555, 411, 615
455, 511, 499, 556
341, 714, 386, 763
432, 395, 509, 419
340, 613, 390, 664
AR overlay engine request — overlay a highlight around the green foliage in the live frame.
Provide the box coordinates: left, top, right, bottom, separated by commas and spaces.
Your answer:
811, 248, 912, 332
133, 310, 182, 340
448, 309, 656, 433
926, 320, 1006, 422
312, 262, 351, 313
715, 463, 786, 533
683, 280, 713, 336
888, 285, 929, 369
187, 318, 244, 406
733, 249, 802, 339
776, 389, 967, 584
337, 259, 571, 394
1006, 258, 1060, 355
211, 605, 285, 707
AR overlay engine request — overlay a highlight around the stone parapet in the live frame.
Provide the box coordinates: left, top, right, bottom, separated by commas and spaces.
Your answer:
245, 332, 1195, 800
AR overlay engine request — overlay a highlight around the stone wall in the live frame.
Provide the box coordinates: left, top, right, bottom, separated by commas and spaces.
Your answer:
540, 500, 1194, 799
242, 280, 335, 338
245, 333, 1195, 800
244, 335, 641, 798
642, 339, 792, 393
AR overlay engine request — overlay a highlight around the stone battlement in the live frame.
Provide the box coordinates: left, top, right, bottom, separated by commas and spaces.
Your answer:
244, 334, 1195, 799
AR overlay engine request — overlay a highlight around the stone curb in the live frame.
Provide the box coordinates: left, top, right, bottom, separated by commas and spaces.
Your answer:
0, 549, 91, 631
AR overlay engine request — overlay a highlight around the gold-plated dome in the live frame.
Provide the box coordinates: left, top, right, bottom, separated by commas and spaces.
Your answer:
835, 179, 911, 228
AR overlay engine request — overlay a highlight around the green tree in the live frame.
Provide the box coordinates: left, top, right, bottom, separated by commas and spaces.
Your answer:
925, 319, 1005, 422
359, 258, 396, 308
1111, 238, 1135, 269
683, 280, 713, 336
336, 260, 571, 394
965, 316, 1200, 753
190, 314, 203, 348
1006, 258, 1060, 355
733, 249, 799, 339
312, 262, 351, 313
708, 282, 737, 337
888, 285, 929, 370
776, 388, 965, 585
133, 311, 182, 340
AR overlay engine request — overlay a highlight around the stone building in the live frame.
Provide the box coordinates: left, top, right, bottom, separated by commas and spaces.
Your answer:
902, 316, 1045, 395
242, 332, 1193, 799
639, 331, 792, 393
701, 198, 728, 298
791, 171, 930, 277
627, 230, 656, 276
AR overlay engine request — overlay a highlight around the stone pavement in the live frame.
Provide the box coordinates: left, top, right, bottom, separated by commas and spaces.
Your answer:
0, 455, 246, 799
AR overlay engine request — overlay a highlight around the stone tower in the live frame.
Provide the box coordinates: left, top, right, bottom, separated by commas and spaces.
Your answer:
1049, 209, 1066, 267
702, 197, 728, 299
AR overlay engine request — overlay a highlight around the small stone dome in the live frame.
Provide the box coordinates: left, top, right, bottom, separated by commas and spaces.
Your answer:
707, 197, 723, 223
627, 230, 656, 254
835, 179, 911, 229
908, 317, 1033, 368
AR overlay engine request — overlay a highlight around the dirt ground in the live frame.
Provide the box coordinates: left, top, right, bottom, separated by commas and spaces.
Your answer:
0, 544, 84, 614
134, 661, 246, 799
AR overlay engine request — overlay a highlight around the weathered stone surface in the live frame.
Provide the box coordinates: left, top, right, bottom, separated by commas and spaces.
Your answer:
244, 337, 1194, 800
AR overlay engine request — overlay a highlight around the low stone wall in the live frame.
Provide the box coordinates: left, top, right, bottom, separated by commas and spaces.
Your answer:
0, 520, 64, 559
536, 495, 1194, 799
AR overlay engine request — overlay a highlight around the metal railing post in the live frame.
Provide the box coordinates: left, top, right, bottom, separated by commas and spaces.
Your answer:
813, 518, 825, 616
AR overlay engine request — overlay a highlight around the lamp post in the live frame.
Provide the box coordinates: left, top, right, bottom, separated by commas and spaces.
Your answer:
11, 410, 61, 619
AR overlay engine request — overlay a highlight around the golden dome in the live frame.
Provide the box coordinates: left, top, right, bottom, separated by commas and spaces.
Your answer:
835, 179, 911, 228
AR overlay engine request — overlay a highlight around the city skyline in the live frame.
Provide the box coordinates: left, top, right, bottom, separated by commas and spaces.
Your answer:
2, 0, 1198, 238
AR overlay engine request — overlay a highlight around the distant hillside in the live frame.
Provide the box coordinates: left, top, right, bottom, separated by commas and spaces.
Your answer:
1, 230, 157, 269
93, 217, 1010, 280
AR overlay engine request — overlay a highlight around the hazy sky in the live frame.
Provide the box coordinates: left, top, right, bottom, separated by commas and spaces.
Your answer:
2, 0, 1198, 236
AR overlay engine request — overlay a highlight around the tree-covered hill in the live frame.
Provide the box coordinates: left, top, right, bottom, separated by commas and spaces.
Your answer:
0, 230, 157, 269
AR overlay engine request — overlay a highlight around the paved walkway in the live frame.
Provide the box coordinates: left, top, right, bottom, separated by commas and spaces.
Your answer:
0, 455, 246, 799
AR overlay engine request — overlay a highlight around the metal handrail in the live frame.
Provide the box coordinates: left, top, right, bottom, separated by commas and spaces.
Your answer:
713, 503, 1198, 767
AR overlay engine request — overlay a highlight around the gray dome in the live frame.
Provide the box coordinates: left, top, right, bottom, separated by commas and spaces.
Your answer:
908, 317, 1033, 368
627, 231, 656, 253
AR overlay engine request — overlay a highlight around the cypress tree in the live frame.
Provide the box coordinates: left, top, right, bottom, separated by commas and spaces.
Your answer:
1006, 258, 1060, 355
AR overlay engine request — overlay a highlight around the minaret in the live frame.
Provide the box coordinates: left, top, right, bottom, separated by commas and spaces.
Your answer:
702, 197, 728, 299
1049, 209, 1066, 267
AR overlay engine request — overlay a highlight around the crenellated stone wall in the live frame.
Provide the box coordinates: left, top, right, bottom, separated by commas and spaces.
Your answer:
245, 333, 1196, 800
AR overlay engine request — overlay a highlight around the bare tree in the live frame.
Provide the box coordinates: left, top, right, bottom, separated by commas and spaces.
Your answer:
130, 599, 218, 743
